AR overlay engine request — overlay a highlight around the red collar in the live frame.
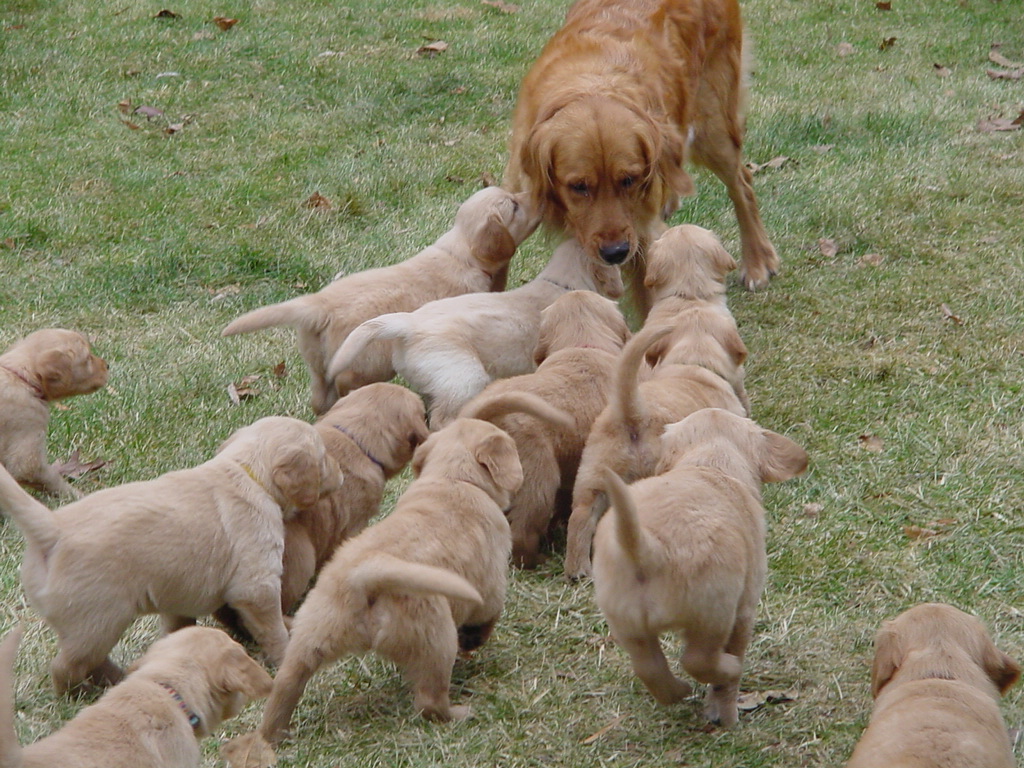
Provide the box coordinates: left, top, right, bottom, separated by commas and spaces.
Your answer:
0, 364, 46, 401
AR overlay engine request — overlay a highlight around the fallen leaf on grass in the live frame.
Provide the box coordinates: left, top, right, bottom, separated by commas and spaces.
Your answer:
875, 1, 892, 9
479, 171, 498, 187
303, 192, 333, 210
904, 525, 938, 541
417, 40, 449, 56
213, 16, 238, 30
208, 284, 241, 301
580, 714, 627, 744
933, 63, 951, 77
858, 434, 884, 453
737, 690, 797, 712
272, 361, 288, 379
117, 99, 133, 114
940, 303, 964, 325
837, 42, 855, 57
976, 112, 1024, 132
133, 105, 165, 120
154, 9, 180, 18
858, 253, 885, 267
803, 503, 824, 518
818, 238, 839, 258
879, 37, 897, 51
482, 0, 520, 11
987, 68, 1024, 81
989, 45, 1024, 70
747, 156, 791, 174
52, 450, 108, 479
227, 376, 261, 405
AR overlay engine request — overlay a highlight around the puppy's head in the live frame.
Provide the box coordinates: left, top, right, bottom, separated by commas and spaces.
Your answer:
455, 186, 540, 273
658, 408, 808, 484
412, 418, 523, 509
128, 626, 272, 736
10, 328, 109, 401
534, 291, 630, 363
871, 603, 1021, 698
520, 92, 689, 266
219, 417, 343, 516
316, 382, 429, 477
643, 225, 738, 301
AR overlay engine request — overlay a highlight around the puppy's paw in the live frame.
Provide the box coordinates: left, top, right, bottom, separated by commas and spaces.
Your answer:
220, 731, 278, 768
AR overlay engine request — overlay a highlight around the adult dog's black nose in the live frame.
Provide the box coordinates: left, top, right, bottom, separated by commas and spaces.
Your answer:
598, 241, 631, 264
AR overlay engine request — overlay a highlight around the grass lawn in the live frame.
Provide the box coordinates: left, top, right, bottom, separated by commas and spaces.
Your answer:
1, 0, 1022, 765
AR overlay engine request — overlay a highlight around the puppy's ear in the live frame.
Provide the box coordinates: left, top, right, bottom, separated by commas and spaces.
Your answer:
271, 449, 322, 511
722, 326, 748, 367
760, 430, 808, 483
216, 644, 274, 700
709, 239, 739, 279
871, 625, 901, 697
36, 349, 72, 399
533, 319, 553, 366
411, 433, 438, 477
471, 213, 518, 269
983, 642, 1022, 695
475, 432, 523, 496
642, 247, 674, 291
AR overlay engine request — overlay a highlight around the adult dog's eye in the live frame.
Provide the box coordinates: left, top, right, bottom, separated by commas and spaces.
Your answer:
569, 181, 589, 196
620, 176, 635, 189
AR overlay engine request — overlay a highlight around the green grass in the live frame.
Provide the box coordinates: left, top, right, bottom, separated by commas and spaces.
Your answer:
1, 0, 1023, 765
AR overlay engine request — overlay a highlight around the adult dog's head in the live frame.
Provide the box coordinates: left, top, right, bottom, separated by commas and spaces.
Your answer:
518, 92, 690, 267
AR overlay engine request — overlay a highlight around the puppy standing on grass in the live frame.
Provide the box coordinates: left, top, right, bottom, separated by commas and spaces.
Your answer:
221, 415, 524, 767
0, 416, 340, 695
329, 238, 623, 429
460, 291, 630, 567
222, 186, 538, 415
504, 0, 778, 315
0, 626, 272, 768
637, 225, 750, 412
563, 323, 747, 579
0, 329, 108, 499
846, 603, 1021, 768
593, 408, 807, 727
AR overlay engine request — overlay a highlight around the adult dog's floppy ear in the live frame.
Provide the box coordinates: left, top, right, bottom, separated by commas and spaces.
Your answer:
474, 431, 524, 496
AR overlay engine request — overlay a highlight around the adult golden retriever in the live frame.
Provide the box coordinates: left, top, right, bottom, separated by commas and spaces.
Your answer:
846, 603, 1020, 768
504, 0, 778, 313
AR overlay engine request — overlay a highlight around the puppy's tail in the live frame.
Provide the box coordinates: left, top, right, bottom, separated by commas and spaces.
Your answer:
460, 392, 574, 431
601, 468, 654, 572
0, 464, 61, 555
349, 554, 483, 607
613, 324, 673, 425
326, 313, 412, 380
0, 627, 24, 768
221, 296, 323, 336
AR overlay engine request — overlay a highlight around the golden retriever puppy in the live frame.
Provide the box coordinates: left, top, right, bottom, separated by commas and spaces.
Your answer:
593, 408, 807, 726
504, 0, 779, 313
0, 329, 108, 499
222, 186, 539, 414
0, 625, 272, 768
460, 291, 630, 567
846, 603, 1021, 768
220, 418, 521, 765
329, 238, 624, 429
0, 416, 340, 694
639, 225, 749, 411
563, 323, 746, 579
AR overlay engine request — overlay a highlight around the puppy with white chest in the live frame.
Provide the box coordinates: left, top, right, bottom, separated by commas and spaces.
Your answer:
221, 416, 522, 766
460, 291, 630, 567
0, 625, 273, 768
222, 186, 538, 414
846, 603, 1021, 768
328, 238, 624, 429
0, 416, 341, 694
593, 408, 807, 727
0, 328, 108, 499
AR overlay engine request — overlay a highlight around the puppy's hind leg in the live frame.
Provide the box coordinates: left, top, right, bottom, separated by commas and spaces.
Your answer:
228, 589, 290, 667
681, 639, 744, 727
617, 633, 693, 705
401, 618, 467, 721
508, 447, 558, 569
